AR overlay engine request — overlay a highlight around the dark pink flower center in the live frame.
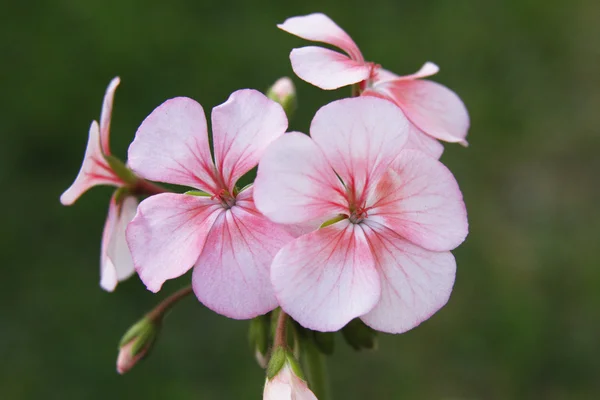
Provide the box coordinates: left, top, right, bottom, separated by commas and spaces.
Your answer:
212, 189, 236, 209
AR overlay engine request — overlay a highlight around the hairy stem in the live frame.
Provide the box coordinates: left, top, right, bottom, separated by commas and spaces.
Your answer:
147, 285, 194, 322
274, 309, 288, 349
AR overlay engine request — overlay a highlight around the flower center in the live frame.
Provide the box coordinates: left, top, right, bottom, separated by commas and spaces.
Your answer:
348, 205, 368, 224
212, 189, 236, 209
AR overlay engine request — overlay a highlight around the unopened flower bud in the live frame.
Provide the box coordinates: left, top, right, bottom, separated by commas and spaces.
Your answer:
266, 77, 297, 120
341, 318, 378, 351
116, 316, 159, 374
264, 349, 316, 400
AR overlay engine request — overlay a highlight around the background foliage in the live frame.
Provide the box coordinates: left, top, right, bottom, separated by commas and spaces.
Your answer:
1, 0, 599, 398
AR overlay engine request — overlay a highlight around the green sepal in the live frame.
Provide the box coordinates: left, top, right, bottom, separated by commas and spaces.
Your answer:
285, 352, 305, 381
266, 347, 286, 379
319, 214, 347, 229
248, 314, 270, 356
119, 316, 159, 356
104, 154, 138, 185
341, 318, 378, 351
184, 190, 211, 197
113, 186, 130, 206
312, 331, 335, 355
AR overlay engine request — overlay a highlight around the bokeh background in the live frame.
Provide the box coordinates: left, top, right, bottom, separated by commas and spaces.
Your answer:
2, 0, 599, 398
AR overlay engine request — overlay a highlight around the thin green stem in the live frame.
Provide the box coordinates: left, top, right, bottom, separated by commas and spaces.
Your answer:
274, 309, 288, 349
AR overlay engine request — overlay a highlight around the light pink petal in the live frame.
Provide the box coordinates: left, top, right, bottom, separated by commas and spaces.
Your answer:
367, 150, 468, 251
128, 97, 219, 193
126, 193, 223, 292
264, 364, 318, 400
271, 220, 380, 332
376, 79, 470, 144
403, 123, 445, 159
212, 89, 288, 192
372, 67, 400, 84
361, 222, 456, 334
192, 191, 293, 319
100, 194, 138, 291
290, 46, 370, 90
310, 97, 409, 203
360, 90, 444, 158
398, 62, 440, 81
278, 13, 363, 61
254, 132, 347, 225
60, 121, 123, 206
99, 77, 120, 155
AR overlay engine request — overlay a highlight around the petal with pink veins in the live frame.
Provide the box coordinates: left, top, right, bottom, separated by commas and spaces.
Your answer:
367, 150, 468, 251
128, 97, 219, 193
192, 190, 293, 319
99, 77, 120, 155
126, 193, 223, 292
278, 13, 364, 61
254, 132, 347, 225
310, 97, 409, 202
271, 220, 380, 332
361, 222, 456, 334
211, 90, 288, 192
289, 46, 370, 90
375, 79, 470, 144
60, 121, 123, 206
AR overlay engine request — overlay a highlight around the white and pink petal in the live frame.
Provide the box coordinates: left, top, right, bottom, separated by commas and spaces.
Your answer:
60, 121, 123, 206
99, 77, 121, 155
278, 13, 364, 61
375, 79, 470, 145
361, 222, 456, 334
128, 97, 219, 193
271, 220, 381, 332
310, 97, 409, 202
254, 132, 348, 225
289, 46, 370, 90
211, 89, 288, 192
126, 193, 223, 293
192, 200, 293, 319
367, 150, 468, 251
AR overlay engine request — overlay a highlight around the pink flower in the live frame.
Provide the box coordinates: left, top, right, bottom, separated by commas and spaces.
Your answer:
60, 77, 136, 291
263, 363, 317, 400
278, 13, 470, 158
254, 96, 468, 333
126, 89, 293, 319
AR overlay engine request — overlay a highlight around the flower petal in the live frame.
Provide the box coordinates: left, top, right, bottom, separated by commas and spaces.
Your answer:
192, 189, 293, 319
60, 121, 122, 206
99, 77, 120, 155
128, 97, 219, 193
290, 46, 370, 90
126, 193, 223, 292
361, 222, 456, 334
398, 62, 440, 81
264, 364, 318, 400
278, 13, 363, 61
361, 89, 444, 158
108, 197, 138, 275
212, 89, 288, 192
310, 97, 409, 202
367, 150, 468, 251
271, 220, 380, 332
375, 79, 470, 144
254, 132, 347, 225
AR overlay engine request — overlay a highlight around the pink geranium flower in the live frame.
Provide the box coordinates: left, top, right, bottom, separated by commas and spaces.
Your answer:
60, 77, 137, 291
278, 13, 470, 158
263, 363, 317, 400
254, 96, 468, 333
126, 90, 293, 319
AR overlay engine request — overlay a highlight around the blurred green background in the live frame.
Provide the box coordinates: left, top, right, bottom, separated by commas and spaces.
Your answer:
2, 0, 599, 398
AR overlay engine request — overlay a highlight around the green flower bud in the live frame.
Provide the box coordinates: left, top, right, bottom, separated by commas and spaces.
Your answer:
266, 77, 297, 120
341, 318, 378, 351
116, 316, 159, 374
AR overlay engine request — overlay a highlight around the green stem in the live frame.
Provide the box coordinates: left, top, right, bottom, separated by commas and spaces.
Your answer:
302, 336, 331, 400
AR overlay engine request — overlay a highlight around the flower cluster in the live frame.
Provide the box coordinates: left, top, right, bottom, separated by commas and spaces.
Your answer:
62, 13, 469, 399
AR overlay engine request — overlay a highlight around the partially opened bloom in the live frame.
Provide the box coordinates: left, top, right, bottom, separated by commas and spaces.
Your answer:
60, 77, 136, 291
278, 13, 469, 158
126, 89, 293, 319
263, 362, 317, 400
254, 96, 468, 333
